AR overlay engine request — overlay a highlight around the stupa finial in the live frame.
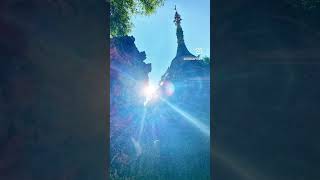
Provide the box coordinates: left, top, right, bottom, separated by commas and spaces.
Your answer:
173, 7, 194, 58
174, 5, 182, 25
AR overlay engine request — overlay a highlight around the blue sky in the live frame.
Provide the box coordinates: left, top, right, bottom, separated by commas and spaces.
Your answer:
130, 0, 210, 84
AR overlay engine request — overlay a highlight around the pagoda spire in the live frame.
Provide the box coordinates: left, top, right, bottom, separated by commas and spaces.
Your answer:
174, 6, 194, 58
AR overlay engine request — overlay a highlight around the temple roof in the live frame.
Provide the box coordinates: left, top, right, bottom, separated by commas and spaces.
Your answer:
158, 7, 208, 85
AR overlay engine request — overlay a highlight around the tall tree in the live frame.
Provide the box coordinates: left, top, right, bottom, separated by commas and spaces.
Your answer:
110, 0, 165, 37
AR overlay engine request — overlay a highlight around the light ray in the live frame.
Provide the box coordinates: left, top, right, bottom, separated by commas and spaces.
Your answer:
138, 108, 147, 141
160, 98, 210, 137
131, 137, 142, 157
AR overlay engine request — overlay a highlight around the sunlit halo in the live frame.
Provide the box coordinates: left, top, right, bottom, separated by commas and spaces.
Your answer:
143, 84, 159, 106
143, 84, 156, 98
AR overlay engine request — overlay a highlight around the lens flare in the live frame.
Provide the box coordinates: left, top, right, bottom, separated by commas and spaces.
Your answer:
162, 81, 175, 96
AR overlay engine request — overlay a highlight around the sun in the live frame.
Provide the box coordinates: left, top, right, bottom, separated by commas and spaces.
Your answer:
143, 84, 157, 99
142, 84, 159, 106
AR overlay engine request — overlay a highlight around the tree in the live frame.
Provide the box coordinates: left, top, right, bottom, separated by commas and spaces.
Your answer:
110, 0, 165, 37
202, 56, 210, 64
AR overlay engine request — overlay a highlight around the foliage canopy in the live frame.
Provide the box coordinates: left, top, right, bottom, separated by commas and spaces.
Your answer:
110, 0, 165, 37
203, 56, 210, 64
